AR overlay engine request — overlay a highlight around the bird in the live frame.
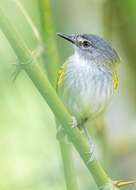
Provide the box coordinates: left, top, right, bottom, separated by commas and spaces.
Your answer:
56, 32, 120, 162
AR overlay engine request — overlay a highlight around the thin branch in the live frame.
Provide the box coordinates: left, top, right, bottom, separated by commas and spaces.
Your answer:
14, 0, 42, 45
114, 180, 136, 187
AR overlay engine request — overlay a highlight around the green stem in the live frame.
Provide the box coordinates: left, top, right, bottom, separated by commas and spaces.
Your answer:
14, 0, 42, 45
60, 140, 78, 190
38, 0, 59, 87
0, 8, 119, 190
102, 0, 114, 41
38, 1, 78, 189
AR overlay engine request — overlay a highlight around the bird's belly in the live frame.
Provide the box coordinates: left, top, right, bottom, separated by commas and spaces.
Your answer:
58, 66, 114, 122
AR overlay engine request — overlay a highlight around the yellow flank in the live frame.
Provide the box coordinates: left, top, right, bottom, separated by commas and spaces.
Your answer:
56, 62, 118, 90
113, 66, 118, 89
56, 63, 66, 91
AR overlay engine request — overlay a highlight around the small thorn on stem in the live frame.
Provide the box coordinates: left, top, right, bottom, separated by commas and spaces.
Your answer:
31, 46, 43, 61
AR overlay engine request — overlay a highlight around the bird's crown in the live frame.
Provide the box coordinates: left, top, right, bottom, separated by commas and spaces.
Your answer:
57, 32, 120, 66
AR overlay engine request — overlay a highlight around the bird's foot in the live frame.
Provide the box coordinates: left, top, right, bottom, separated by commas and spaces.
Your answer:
71, 116, 77, 128
86, 142, 95, 163
83, 124, 95, 163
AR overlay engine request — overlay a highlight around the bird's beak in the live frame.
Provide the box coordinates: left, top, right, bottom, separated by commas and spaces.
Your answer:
57, 32, 75, 44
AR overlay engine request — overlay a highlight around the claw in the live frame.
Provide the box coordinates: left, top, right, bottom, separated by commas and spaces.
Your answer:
87, 150, 95, 163
71, 116, 77, 128
86, 143, 95, 163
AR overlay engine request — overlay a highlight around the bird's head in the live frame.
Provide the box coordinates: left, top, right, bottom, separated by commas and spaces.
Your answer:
57, 32, 120, 67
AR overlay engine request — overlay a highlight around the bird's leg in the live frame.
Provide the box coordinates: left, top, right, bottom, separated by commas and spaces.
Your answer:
83, 123, 95, 162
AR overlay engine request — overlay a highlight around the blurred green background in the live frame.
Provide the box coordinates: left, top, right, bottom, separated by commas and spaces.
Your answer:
0, 0, 136, 189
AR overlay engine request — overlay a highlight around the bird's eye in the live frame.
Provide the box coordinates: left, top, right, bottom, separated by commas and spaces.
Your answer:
82, 41, 91, 48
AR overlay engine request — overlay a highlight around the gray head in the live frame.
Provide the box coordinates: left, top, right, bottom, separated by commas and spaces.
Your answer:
57, 33, 120, 66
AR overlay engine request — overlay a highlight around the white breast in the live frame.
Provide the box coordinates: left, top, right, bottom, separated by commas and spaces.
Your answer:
58, 53, 114, 123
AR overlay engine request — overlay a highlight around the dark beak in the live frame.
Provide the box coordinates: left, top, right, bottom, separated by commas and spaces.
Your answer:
57, 32, 75, 44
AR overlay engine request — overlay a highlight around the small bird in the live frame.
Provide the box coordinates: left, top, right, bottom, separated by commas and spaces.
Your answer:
56, 33, 120, 161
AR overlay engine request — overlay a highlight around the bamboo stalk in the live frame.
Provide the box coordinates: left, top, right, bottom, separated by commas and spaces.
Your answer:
38, 0, 59, 87
38, 1, 78, 189
59, 139, 78, 190
0, 7, 119, 190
